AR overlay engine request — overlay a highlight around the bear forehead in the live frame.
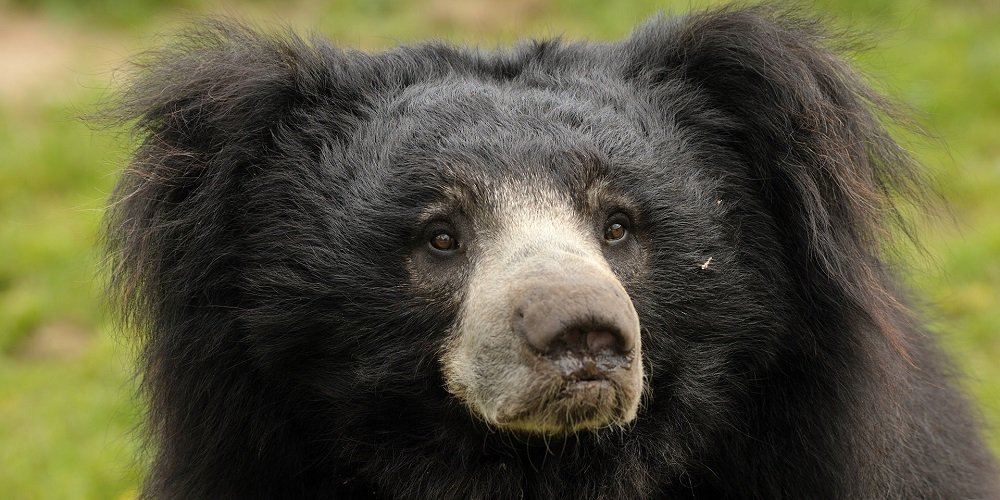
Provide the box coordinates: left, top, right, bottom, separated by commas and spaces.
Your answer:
378, 75, 657, 135
345, 76, 665, 196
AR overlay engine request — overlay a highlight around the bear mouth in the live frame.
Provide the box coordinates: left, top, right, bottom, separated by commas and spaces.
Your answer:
487, 357, 640, 435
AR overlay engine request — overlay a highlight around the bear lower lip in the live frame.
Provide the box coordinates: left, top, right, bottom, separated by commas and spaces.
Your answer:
494, 379, 620, 434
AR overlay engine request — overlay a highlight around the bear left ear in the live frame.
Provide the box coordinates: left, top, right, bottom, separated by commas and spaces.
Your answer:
621, 7, 924, 354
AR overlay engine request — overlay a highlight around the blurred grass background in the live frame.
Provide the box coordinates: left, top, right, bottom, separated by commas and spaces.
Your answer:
0, 0, 996, 497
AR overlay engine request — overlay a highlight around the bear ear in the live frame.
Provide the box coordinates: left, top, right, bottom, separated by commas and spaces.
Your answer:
622, 7, 926, 354
112, 20, 378, 163
102, 20, 381, 331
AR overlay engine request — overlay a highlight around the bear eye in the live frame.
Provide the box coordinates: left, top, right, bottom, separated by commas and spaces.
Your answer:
429, 231, 458, 252
603, 214, 630, 243
605, 223, 626, 241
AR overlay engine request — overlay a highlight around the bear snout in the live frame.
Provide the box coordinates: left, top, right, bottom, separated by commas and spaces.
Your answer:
442, 245, 645, 435
510, 276, 640, 379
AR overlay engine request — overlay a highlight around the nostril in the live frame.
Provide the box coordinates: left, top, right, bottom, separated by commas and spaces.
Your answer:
547, 327, 627, 357
541, 326, 634, 377
585, 330, 618, 354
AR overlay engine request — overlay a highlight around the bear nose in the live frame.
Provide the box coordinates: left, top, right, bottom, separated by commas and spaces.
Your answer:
510, 272, 639, 359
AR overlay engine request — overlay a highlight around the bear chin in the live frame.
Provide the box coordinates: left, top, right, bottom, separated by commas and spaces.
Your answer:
491, 378, 639, 435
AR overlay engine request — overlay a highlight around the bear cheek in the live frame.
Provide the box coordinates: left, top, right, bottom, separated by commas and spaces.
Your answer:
440, 247, 644, 435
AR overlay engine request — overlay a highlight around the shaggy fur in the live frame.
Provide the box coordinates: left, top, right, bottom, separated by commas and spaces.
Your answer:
104, 5, 998, 498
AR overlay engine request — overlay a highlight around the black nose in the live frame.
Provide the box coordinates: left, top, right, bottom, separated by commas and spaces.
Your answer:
511, 276, 639, 359
541, 327, 630, 358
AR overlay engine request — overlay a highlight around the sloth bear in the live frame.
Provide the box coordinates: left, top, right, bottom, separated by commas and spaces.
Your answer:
104, 5, 998, 499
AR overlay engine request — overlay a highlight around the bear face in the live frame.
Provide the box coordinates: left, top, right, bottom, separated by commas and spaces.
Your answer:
105, 6, 998, 499
353, 81, 655, 435
241, 73, 783, 440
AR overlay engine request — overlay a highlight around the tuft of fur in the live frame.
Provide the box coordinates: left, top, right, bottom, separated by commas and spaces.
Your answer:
103, 6, 998, 499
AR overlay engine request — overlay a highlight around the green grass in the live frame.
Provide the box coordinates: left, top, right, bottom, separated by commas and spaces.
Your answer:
0, 0, 997, 497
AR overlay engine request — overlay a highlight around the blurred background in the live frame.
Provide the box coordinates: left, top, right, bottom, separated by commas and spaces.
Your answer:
0, 0, 996, 497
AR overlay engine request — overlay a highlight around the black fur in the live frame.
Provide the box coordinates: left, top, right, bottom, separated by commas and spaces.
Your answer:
104, 5, 998, 498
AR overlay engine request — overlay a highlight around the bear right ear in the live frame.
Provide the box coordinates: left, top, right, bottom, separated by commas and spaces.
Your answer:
102, 20, 380, 330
